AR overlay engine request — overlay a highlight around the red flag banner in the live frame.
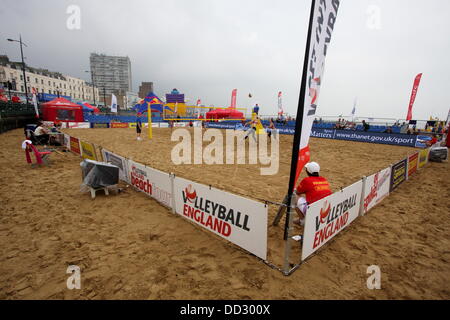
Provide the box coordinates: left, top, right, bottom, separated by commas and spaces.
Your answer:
406, 73, 423, 121
295, 0, 340, 184
231, 89, 237, 109
278, 91, 283, 115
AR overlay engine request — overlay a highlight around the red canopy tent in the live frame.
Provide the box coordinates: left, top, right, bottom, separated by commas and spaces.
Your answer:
42, 97, 84, 122
205, 107, 244, 120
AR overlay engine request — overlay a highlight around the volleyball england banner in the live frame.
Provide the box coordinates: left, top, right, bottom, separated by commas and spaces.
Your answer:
302, 179, 362, 261
173, 176, 268, 260
295, 0, 340, 183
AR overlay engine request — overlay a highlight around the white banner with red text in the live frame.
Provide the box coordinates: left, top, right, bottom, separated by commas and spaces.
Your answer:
362, 166, 391, 214
127, 160, 173, 209
302, 179, 363, 261
173, 176, 268, 260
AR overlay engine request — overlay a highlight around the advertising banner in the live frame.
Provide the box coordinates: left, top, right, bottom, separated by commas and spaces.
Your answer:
302, 180, 363, 261
390, 158, 408, 192
408, 152, 419, 177
67, 122, 90, 129
406, 73, 423, 121
128, 160, 172, 208
159, 122, 169, 128
101, 148, 130, 183
70, 136, 81, 155
80, 141, 97, 160
418, 148, 430, 168
110, 122, 129, 128
90, 123, 110, 128
294, 0, 341, 184
129, 123, 137, 128
362, 167, 391, 214
173, 176, 268, 260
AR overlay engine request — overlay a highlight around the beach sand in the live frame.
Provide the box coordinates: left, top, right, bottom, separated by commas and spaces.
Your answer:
0, 128, 449, 299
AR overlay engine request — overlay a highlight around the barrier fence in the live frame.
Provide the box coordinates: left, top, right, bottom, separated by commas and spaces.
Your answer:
60, 124, 436, 275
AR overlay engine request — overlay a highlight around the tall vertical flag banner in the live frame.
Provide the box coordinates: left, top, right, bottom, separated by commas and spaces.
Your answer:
31, 87, 39, 118
278, 91, 283, 115
196, 99, 201, 118
406, 73, 423, 121
111, 94, 118, 113
351, 97, 357, 119
293, 0, 340, 185
231, 89, 237, 109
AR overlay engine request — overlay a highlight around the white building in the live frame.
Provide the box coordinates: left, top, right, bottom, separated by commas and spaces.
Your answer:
90, 53, 132, 96
0, 55, 100, 104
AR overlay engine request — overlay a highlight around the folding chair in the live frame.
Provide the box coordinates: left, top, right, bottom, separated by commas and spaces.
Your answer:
24, 141, 52, 167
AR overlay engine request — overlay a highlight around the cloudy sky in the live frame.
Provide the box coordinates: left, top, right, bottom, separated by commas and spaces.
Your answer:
1, 0, 449, 120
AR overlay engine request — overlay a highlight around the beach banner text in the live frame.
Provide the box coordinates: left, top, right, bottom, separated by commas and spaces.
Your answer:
173, 176, 268, 260
127, 160, 173, 208
302, 180, 362, 261
362, 167, 391, 214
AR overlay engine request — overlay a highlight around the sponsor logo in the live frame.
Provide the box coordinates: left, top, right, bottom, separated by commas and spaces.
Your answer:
313, 193, 357, 249
130, 165, 152, 195
181, 185, 252, 237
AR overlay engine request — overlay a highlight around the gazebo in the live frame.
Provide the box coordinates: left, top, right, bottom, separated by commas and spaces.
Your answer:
41, 97, 84, 122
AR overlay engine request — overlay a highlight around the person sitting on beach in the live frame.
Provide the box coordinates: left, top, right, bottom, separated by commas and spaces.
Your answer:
34, 122, 50, 144
293, 162, 332, 226
362, 120, 370, 132
427, 134, 439, 147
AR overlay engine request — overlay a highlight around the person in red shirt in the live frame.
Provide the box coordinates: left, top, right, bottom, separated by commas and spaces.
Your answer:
426, 134, 438, 147
294, 162, 332, 226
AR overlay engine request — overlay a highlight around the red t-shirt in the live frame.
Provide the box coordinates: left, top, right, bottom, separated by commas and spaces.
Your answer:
296, 176, 332, 204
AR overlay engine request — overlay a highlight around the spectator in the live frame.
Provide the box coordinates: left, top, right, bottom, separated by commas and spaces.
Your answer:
11, 95, 20, 103
383, 126, 393, 134
34, 122, 50, 144
400, 122, 409, 134
362, 120, 370, 132
427, 134, 438, 147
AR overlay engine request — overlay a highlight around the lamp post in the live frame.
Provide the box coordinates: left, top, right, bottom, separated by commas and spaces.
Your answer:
85, 69, 97, 106
7, 35, 28, 104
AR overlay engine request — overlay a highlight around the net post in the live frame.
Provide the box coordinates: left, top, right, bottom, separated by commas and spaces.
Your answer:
282, 195, 294, 275
359, 176, 366, 217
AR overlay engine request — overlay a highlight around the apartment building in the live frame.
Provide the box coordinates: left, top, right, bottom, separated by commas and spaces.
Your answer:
90, 53, 132, 97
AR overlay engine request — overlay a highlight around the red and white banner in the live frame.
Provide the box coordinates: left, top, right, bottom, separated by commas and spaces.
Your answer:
173, 176, 268, 260
362, 167, 391, 214
406, 73, 423, 121
295, 0, 340, 183
231, 89, 237, 109
302, 179, 362, 261
277, 91, 283, 115
127, 160, 173, 208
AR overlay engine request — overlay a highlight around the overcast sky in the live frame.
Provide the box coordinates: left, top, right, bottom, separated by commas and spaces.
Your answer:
1, 0, 449, 120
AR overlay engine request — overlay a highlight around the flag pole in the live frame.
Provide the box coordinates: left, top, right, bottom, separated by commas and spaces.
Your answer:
148, 103, 152, 139
282, 0, 316, 274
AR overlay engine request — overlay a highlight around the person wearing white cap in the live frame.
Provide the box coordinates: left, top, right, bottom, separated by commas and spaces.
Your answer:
293, 161, 332, 226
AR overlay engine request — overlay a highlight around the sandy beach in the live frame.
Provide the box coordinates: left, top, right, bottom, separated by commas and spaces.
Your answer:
0, 128, 449, 299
